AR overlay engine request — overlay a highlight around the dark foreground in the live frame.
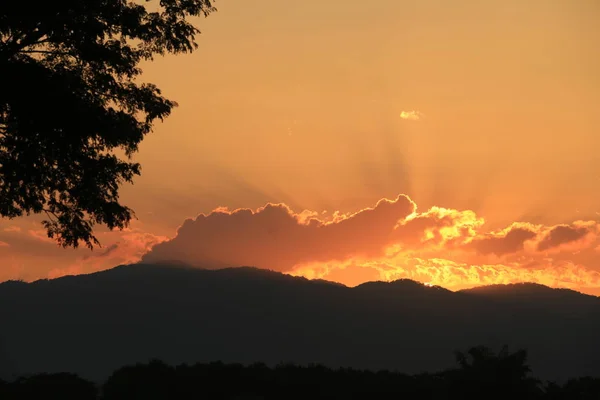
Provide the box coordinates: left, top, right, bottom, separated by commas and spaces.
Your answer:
1, 346, 599, 400
3, 264, 600, 382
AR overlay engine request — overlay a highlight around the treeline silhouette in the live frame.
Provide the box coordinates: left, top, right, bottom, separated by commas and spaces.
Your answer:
1, 346, 599, 399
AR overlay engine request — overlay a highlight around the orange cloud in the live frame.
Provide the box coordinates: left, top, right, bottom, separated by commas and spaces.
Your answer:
291, 257, 600, 295
394, 206, 484, 247
28, 229, 58, 244
47, 231, 168, 279
142, 195, 416, 270
141, 194, 600, 295
467, 223, 538, 256
536, 222, 598, 252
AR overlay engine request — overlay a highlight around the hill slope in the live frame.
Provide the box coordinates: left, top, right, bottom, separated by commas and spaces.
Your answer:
1, 264, 599, 381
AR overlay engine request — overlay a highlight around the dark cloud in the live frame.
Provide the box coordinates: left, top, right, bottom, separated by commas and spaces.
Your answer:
537, 224, 594, 251
469, 226, 537, 256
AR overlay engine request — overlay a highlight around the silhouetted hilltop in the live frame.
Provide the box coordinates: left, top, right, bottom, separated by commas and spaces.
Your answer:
460, 282, 595, 300
355, 279, 454, 298
1, 264, 599, 383
459, 282, 600, 315
355, 278, 445, 292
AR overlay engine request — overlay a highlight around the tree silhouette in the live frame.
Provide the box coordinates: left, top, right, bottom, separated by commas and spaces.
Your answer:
4, 351, 600, 399
546, 377, 600, 400
101, 359, 176, 400
9, 373, 97, 400
448, 345, 543, 399
0, 0, 215, 248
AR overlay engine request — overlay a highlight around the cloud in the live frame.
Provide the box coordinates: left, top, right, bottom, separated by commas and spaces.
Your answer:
394, 206, 484, 247
291, 257, 600, 294
28, 229, 57, 244
467, 223, 538, 256
537, 222, 598, 252
47, 231, 168, 279
400, 111, 424, 121
3, 226, 21, 233
0, 241, 9, 247
141, 194, 600, 295
392, 258, 600, 292
142, 195, 416, 270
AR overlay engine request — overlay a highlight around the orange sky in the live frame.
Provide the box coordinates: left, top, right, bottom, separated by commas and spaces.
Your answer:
1, 0, 600, 294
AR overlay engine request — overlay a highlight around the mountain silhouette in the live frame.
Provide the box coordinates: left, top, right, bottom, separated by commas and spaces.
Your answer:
1, 264, 599, 382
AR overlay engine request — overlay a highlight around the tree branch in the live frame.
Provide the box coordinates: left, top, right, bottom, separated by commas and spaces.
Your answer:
43, 208, 59, 222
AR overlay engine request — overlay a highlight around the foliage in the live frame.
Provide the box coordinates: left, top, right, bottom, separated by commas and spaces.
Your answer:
3, 346, 600, 399
0, 0, 215, 248
8, 373, 96, 400
449, 345, 542, 399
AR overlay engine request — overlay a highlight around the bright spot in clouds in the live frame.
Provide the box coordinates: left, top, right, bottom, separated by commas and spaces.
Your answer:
400, 110, 424, 121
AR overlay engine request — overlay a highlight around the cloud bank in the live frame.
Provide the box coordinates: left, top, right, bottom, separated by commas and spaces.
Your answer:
142, 195, 416, 269
141, 194, 600, 294
0, 220, 168, 282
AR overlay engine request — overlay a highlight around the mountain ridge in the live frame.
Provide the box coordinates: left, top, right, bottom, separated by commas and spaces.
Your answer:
1, 263, 599, 383
3, 263, 596, 299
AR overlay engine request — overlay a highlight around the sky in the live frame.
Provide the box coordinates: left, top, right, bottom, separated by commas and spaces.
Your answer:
1, 0, 600, 294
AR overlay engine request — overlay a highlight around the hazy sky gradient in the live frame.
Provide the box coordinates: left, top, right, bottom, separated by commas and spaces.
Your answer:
1, 0, 599, 293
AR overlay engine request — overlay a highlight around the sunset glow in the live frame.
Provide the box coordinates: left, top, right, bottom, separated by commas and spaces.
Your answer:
1, 0, 599, 297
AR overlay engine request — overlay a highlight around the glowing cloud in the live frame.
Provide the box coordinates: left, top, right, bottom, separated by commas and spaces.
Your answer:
141, 194, 600, 295
142, 195, 417, 270
400, 110, 424, 121
48, 231, 168, 279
